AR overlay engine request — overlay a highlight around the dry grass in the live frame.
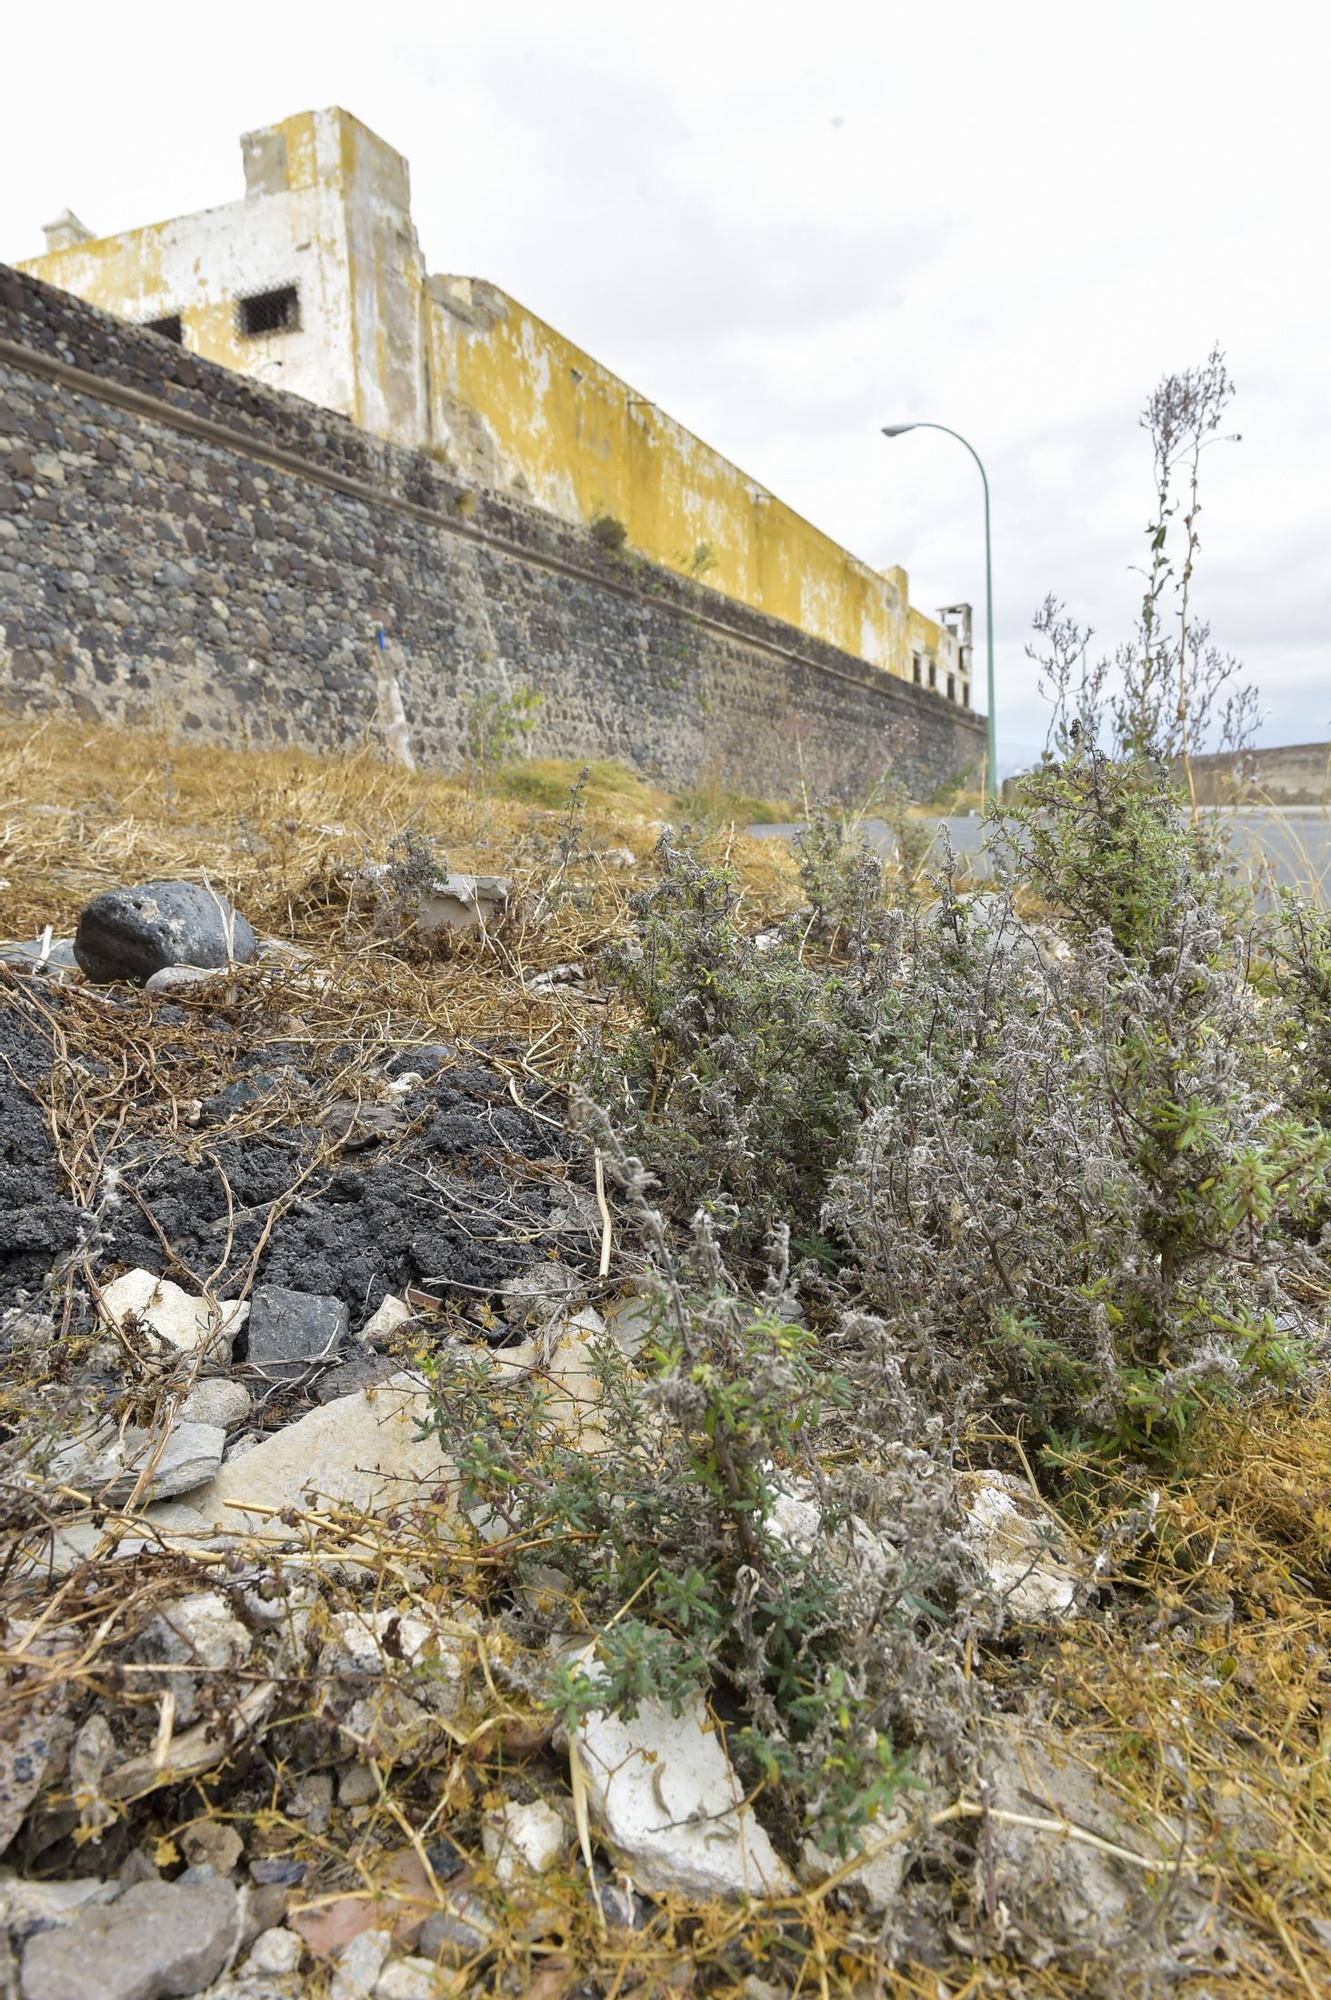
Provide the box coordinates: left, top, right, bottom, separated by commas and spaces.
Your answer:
3, 720, 1331, 1996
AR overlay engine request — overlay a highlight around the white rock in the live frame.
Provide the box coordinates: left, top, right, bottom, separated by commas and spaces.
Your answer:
50, 1418, 226, 1502
799, 1790, 918, 1912
416, 873, 511, 938
98, 1268, 249, 1356
245, 1926, 303, 1974
320, 1606, 462, 1684
375, 1957, 445, 2000
0, 1872, 118, 1939
332, 1927, 392, 2000
482, 1799, 569, 1885
543, 1307, 609, 1445
127, 1589, 253, 1725
143, 964, 234, 994
956, 1471, 1081, 1620
576, 1690, 794, 1901
359, 1295, 414, 1350
179, 1377, 253, 1430
146, 1377, 452, 1537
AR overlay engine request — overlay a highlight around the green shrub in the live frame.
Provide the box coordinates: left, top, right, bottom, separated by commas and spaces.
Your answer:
581, 828, 902, 1256
427, 1213, 986, 1855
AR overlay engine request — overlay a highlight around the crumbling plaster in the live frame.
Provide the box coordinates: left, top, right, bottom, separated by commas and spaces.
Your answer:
19, 106, 965, 698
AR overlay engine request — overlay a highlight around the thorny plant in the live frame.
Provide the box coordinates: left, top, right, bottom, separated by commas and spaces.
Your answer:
428, 1184, 993, 1860
1032, 347, 1258, 786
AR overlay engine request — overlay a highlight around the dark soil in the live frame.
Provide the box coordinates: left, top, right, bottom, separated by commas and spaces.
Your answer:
0, 979, 591, 1322
0, 998, 85, 1300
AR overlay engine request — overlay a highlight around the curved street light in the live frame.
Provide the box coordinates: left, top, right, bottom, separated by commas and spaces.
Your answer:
882, 422, 996, 800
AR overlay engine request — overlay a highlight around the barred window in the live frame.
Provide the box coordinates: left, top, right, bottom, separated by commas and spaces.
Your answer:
237, 285, 300, 337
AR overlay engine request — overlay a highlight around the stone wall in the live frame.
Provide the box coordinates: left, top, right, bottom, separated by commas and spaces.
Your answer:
0, 265, 986, 803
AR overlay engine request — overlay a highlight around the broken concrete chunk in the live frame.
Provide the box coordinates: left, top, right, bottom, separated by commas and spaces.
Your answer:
19, 1872, 240, 2000
956, 1471, 1082, 1620
576, 1688, 794, 1901
416, 873, 512, 939
0, 1872, 120, 1940
98, 1268, 249, 1356
179, 1377, 253, 1430
50, 1418, 226, 1503
126, 1590, 253, 1726
73, 879, 257, 985
359, 1295, 414, 1351
146, 1377, 451, 1536
245, 1285, 349, 1383
481, 1799, 569, 1885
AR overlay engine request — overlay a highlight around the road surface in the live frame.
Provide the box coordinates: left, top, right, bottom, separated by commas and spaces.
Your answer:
746, 808, 1331, 901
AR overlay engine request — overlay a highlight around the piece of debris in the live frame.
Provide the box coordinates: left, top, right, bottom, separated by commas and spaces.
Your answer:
416, 873, 512, 939
575, 1686, 794, 1900
19, 1871, 241, 2000
73, 880, 258, 985
956, 1470, 1083, 1620
244, 1285, 350, 1384
145, 1378, 451, 1537
98, 1268, 249, 1357
481, 1799, 570, 1885
49, 1418, 226, 1504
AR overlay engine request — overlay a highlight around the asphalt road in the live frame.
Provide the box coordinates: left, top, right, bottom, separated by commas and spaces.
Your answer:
746, 808, 1331, 901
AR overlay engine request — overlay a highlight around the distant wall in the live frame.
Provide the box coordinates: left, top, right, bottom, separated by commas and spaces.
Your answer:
18, 104, 969, 693
0, 266, 986, 803
1186, 743, 1331, 807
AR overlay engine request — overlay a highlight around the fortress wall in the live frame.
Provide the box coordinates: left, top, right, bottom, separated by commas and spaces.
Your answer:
0, 266, 985, 802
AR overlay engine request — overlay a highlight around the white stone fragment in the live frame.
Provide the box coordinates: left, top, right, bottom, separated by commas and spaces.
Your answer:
98, 1268, 249, 1355
146, 1377, 452, 1537
179, 1377, 253, 1430
375, 1956, 451, 1999
359, 1294, 414, 1350
245, 1926, 303, 1974
956, 1470, 1081, 1620
482, 1798, 569, 1885
332, 1927, 392, 2000
576, 1690, 794, 1901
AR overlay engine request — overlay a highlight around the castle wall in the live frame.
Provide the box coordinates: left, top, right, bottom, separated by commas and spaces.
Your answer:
19, 106, 966, 697
0, 266, 985, 803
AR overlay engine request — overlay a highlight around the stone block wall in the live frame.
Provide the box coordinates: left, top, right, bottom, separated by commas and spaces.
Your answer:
0, 265, 986, 803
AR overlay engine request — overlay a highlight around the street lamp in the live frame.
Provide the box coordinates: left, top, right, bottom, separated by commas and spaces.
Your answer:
882, 422, 996, 801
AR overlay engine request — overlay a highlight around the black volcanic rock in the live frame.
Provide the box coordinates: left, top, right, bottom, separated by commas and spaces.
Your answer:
74, 880, 257, 984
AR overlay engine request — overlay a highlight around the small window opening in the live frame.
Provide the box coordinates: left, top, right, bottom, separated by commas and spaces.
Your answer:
912, 653, 923, 685
947, 673, 956, 702
928, 661, 937, 690
237, 284, 300, 337
962, 681, 970, 707
147, 314, 183, 343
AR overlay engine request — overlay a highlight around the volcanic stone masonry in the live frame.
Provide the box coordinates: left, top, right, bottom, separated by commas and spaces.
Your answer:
0, 264, 986, 801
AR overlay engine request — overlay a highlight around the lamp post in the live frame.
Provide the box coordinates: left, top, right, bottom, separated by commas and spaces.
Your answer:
882, 422, 996, 800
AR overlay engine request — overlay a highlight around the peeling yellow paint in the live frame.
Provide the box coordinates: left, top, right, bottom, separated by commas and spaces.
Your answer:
17, 107, 967, 696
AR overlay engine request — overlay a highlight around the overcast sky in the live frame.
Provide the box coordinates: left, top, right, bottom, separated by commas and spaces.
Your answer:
4, 0, 1326, 771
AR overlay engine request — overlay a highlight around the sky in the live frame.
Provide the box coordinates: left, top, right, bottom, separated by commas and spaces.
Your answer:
3, 0, 1326, 773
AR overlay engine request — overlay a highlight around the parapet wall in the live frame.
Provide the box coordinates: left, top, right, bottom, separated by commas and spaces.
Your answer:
0, 266, 986, 802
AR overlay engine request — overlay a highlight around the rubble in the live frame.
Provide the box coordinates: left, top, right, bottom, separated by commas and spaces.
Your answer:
73, 880, 257, 984
19, 1872, 241, 2000
575, 1689, 794, 1901
97, 1268, 249, 1356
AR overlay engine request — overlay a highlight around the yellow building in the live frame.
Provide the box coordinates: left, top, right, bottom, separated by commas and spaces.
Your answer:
20, 107, 972, 704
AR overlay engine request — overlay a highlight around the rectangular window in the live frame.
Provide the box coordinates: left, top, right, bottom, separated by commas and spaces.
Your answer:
237, 284, 300, 337
147, 314, 183, 343
912, 654, 922, 685
962, 682, 970, 707
947, 673, 956, 702
928, 661, 937, 690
